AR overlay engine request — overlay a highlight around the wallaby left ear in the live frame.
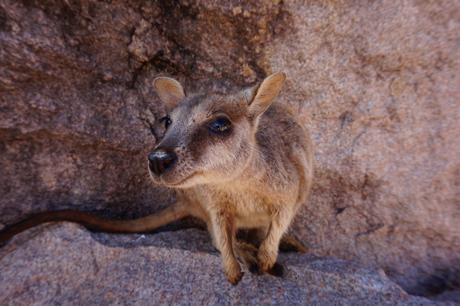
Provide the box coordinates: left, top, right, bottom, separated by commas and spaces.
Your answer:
247, 72, 286, 117
152, 77, 186, 110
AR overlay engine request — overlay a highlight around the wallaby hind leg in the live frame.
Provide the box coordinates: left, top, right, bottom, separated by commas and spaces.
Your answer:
235, 241, 259, 273
241, 228, 308, 253
279, 234, 308, 253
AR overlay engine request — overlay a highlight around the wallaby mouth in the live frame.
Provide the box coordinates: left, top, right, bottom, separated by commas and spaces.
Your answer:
148, 168, 200, 189
162, 173, 198, 187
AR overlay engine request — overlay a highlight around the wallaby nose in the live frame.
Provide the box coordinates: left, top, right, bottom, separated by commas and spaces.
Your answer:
148, 148, 178, 175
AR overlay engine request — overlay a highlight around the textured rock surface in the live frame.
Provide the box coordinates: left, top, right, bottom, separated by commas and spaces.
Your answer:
0, 224, 450, 305
0, 0, 459, 299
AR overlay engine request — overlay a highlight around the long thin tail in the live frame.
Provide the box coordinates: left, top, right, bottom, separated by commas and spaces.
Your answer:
0, 203, 189, 244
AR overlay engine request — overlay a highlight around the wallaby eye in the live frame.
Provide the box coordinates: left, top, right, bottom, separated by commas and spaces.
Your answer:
208, 117, 232, 134
159, 115, 172, 129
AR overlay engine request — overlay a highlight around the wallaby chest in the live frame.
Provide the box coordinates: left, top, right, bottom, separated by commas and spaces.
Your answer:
185, 185, 276, 229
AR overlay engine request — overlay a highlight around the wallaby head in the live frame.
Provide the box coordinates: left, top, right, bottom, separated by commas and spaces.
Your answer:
148, 72, 286, 188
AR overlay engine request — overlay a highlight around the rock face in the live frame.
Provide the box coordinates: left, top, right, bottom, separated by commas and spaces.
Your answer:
0, 224, 449, 305
0, 0, 459, 300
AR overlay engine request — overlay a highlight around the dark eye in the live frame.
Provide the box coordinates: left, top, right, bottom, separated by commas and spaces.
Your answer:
159, 115, 172, 129
208, 117, 232, 134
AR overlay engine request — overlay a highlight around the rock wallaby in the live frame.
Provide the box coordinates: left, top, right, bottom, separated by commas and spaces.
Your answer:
0, 72, 314, 284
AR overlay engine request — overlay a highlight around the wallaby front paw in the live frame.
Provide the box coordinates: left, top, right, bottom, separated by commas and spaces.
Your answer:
257, 248, 278, 274
226, 268, 243, 285
225, 262, 243, 285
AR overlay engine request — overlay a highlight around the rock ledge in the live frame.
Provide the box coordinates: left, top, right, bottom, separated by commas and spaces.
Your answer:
0, 224, 449, 305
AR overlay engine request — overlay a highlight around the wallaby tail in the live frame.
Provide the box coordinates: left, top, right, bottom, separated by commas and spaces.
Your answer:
0, 203, 189, 244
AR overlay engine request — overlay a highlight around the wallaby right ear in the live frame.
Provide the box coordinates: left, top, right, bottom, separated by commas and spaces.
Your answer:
152, 77, 186, 110
246, 72, 286, 118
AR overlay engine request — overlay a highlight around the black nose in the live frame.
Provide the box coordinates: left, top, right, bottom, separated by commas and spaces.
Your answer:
148, 148, 178, 175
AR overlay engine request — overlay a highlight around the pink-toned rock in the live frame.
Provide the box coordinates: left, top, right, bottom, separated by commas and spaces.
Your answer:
0, 224, 447, 305
0, 0, 459, 299
264, 1, 460, 295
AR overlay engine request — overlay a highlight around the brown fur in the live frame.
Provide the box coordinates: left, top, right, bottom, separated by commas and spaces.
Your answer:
0, 72, 313, 285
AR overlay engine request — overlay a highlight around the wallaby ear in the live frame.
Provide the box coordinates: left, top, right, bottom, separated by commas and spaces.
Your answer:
152, 77, 186, 110
247, 72, 286, 117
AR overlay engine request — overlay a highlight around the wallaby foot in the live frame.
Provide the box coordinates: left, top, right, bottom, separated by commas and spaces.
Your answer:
267, 262, 285, 277
235, 241, 285, 277
279, 234, 308, 253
